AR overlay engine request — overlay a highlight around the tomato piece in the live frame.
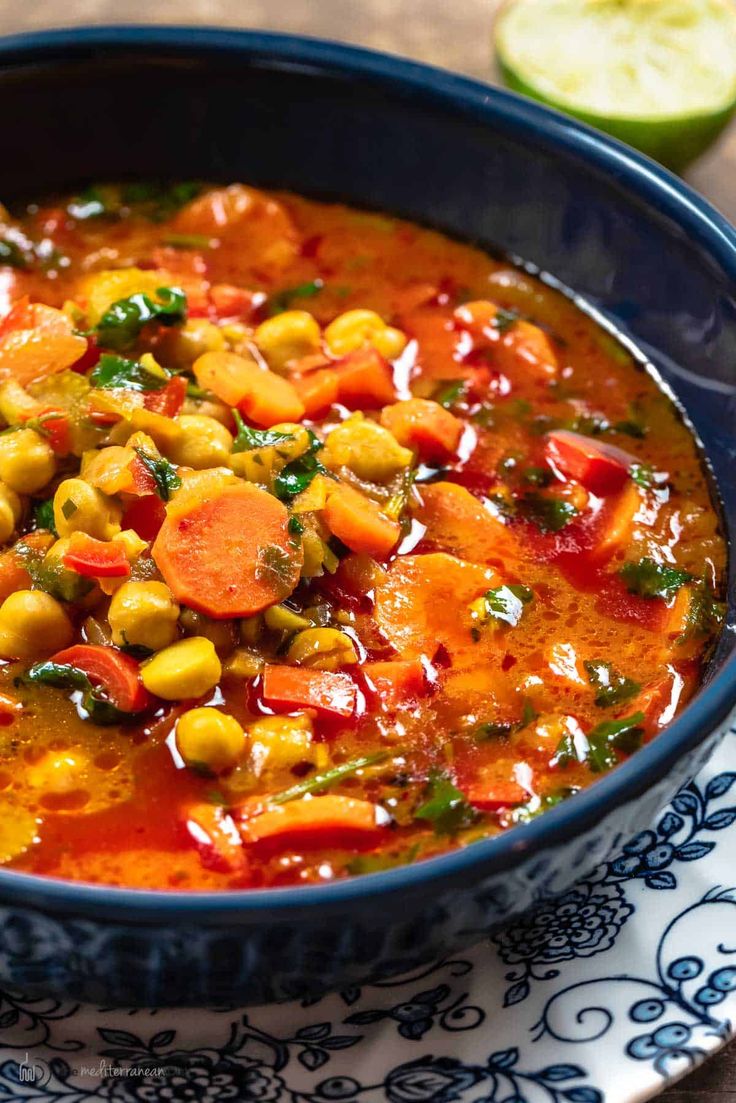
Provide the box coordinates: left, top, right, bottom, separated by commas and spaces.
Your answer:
121, 494, 166, 540
209, 283, 259, 321
237, 795, 389, 849
142, 375, 187, 417
182, 802, 247, 874
62, 533, 131, 579
261, 665, 357, 719
50, 644, 152, 713
545, 430, 633, 496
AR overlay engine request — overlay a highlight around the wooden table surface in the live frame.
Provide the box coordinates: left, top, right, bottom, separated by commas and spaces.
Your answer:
0, 0, 734, 1098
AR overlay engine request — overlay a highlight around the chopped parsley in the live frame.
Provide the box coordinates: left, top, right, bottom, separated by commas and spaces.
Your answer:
94, 286, 187, 351
0, 238, 28, 268
677, 583, 726, 644
273, 431, 329, 500
133, 448, 181, 502
32, 498, 57, 535
491, 307, 519, 334
584, 660, 641, 708
620, 557, 692, 599
434, 380, 468, 410
90, 353, 171, 392
271, 751, 389, 804
288, 515, 305, 537
414, 771, 478, 836
517, 493, 578, 533
476, 584, 534, 627
585, 712, 646, 773
268, 279, 324, 316
231, 410, 294, 453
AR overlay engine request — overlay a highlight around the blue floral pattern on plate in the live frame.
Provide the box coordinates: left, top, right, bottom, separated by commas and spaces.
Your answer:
1, 725, 735, 1103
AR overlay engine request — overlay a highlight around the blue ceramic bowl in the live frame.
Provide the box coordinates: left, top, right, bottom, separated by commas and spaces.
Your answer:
0, 26, 733, 1008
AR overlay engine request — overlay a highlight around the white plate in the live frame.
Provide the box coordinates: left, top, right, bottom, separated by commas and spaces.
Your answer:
1, 725, 735, 1103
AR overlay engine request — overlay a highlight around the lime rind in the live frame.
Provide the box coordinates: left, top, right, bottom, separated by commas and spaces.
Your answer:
495, 0, 736, 169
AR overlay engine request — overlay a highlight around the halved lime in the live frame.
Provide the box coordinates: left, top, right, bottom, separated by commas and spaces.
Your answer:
494, 0, 736, 169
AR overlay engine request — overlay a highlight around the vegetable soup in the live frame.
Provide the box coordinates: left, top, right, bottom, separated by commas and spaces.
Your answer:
0, 182, 725, 888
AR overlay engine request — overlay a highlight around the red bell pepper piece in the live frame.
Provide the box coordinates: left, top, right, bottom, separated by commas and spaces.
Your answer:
545, 430, 634, 496
121, 494, 166, 540
142, 375, 187, 417
50, 644, 152, 713
35, 408, 71, 456
261, 664, 357, 719
62, 532, 131, 578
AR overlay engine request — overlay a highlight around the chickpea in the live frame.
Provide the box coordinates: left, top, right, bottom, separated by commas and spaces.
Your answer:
286, 627, 358, 671
176, 707, 246, 774
53, 478, 122, 541
109, 581, 180, 652
0, 480, 22, 543
179, 608, 236, 657
321, 414, 412, 483
254, 310, 322, 373
247, 713, 323, 775
0, 429, 56, 494
324, 309, 407, 360
0, 590, 73, 660
168, 415, 233, 470
141, 636, 222, 700
165, 318, 226, 367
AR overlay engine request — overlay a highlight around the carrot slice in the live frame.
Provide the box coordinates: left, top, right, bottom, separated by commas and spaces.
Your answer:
334, 347, 397, 408
362, 659, 427, 706
292, 367, 340, 416
497, 320, 558, 379
380, 399, 463, 463
465, 775, 528, 811
261, 664, 357, 719
182, 802, 247, 874
152, 482, 302, 618
414, 482, 519, 567
323, 484, 400, 559
193, 350, 305, 426
0, 297, 87, 385
63, 533, 131, 579
50, 644, 152, 713
374, 552, 499, 659
238, 794, 387, 847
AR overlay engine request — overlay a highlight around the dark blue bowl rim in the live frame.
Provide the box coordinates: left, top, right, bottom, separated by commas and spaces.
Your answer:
0, 24, 733, 918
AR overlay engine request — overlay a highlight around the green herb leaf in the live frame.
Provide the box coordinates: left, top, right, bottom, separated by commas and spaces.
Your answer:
0, 239, 28, 268
620, 557, 692, 599
121, 180, 203, 222
32, 498, 58, 536
522, 465, 552, 487
273, 432, 329, 500
0, 411, 64, 440
434, 380, 468, 410
271, 751, 390, 804
90, 353, 171, 392
231, 410, 295, 453
133, 448, 181, 502
268, 280, 324, 316
94, 286, 187, 351
584, 660, 641, 708
480, 583, 534, 627
492, 308, 519, 334
518, 493, 578, 533
162, 232, 212, 250
67, 185, 117, 220
677, 583, 726, 644
25, 660, 133, 725
414, 771, 478, 836
15, 543, 92, 603
347, 843, 421, 875
585, 712, 646, 773
288, 515, 305, 537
